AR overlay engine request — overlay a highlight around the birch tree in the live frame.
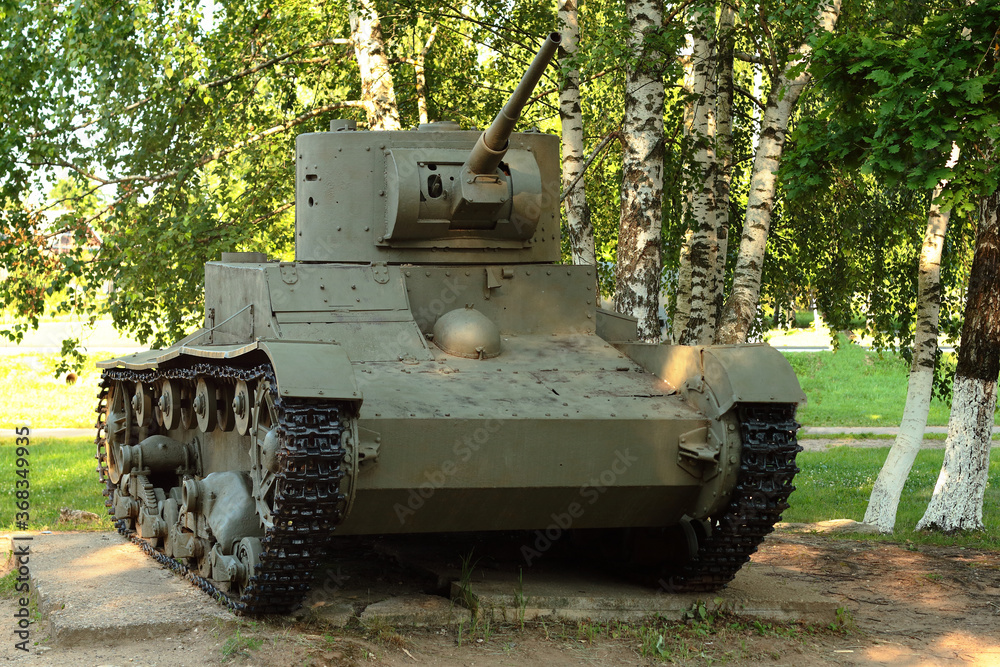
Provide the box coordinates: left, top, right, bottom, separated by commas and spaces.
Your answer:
714, 0, 842, 345
349, 0, 402, 130
615, 0, 665, 341
678, 5, 720, 345
678, 1, 736, 346
558, 0, 597, 271
864, 146, 959, 533
917, 175, 999, 532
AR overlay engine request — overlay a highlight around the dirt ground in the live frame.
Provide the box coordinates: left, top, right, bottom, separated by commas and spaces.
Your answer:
1, 525, 998, 667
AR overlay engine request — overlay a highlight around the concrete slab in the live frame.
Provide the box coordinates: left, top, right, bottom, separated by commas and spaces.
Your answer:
360, 593, 472, 628
304, 600, 357, 627
452, 564, 839, 626
23, 531, 234, 645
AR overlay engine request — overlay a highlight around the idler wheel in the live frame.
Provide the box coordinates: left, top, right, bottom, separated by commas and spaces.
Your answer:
158, 380, 182, 430
233, 380, 253, 436
194, 377, 218, 433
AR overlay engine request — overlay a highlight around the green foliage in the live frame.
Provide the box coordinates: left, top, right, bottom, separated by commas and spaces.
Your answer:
778, 0, 998, 390
221, 624, 264, 661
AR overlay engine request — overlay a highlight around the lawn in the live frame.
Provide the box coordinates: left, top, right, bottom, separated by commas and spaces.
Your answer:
0, 436, 113, 531
782, 341, 999, 428
784, 447, 1000, 550
0, 353, 109, 429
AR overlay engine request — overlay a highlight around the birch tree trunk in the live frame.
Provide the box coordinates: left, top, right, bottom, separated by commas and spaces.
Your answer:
917, 180, 1000, 533
673, 228, 694, 343
864, 145, 959, 533
672, 50, 696, 343
404, 26, 438, 125
678, 6, 719, 346
709, 3, 735, 331
558, 0, 597, 273
714, 0, 842, 344
349, 0, 401, 131
615, 0, 664, 341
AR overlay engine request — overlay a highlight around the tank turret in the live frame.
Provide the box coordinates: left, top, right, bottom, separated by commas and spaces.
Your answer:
294, 34, 563, 265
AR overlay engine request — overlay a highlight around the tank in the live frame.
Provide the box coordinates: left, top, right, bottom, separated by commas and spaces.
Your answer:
95, 32, 806, 615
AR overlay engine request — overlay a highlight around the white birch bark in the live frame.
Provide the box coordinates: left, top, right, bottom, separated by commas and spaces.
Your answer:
917, 178, 1000, 533
864, 145, 959, 533
679, 6, 719, 346
672, 51, 696, 343
673, 228, 694, 343
558, 0, 597, 272
615, 0, 664, 341
715, 0, 842, 345
349, 0, 401, 131
709, 3, 735, 333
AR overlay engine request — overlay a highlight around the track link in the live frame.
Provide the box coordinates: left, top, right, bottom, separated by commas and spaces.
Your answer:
95, 362, 349, 614
660, 403, 801, 592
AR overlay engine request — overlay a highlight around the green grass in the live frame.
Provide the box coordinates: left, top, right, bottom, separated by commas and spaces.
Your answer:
221, 624, 264, 661
0, 353, 110, 429
784, 447, 1000, 550
0, 436, 112, 531
782, 342, 999, 428
803, 432, 1000, 441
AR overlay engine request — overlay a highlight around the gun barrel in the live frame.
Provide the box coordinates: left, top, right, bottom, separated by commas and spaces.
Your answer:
466, 32, 561, 175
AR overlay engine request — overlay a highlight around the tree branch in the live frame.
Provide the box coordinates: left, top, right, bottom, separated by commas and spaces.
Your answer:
207, 39, 351, 89
734, 49, 764, 64
735, 84, 765, 110
560, 127, 621, 202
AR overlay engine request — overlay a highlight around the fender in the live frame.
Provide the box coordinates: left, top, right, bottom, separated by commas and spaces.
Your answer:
614, 342, 804, 418
98, 338, 362, 403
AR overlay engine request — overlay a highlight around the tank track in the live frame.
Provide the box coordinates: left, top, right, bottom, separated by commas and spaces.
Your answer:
660, 403, 801, 593
95, 362, 348, 615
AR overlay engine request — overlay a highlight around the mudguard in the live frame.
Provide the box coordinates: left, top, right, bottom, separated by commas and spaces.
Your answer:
97, 338, 361, 402
614, 343, 805, 418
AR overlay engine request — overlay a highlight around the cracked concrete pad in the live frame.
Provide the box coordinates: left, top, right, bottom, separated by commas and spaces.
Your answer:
305, 600, 358, 627
454, 564, 839, 626
25, 531, 234, 645
360, 594, 472, 628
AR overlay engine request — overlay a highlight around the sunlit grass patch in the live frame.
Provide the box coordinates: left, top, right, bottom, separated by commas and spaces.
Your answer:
784, 447, 1000, 550
0, 353, 110, 429
782, 342, 994, 428
0, 436, 112, 531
